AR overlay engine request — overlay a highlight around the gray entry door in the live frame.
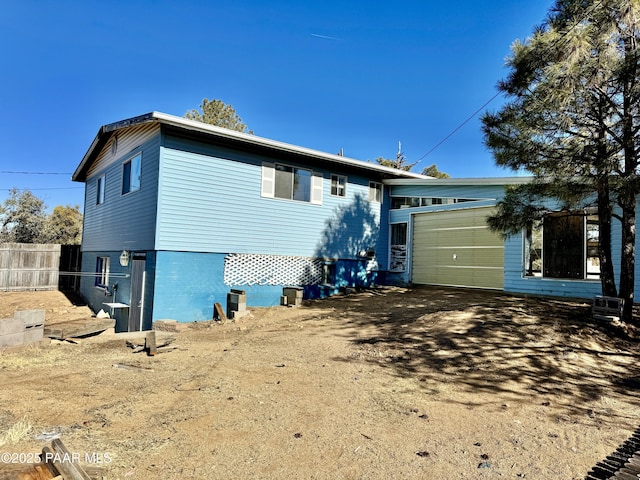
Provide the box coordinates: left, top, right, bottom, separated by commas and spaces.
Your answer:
128, 254, 146, 331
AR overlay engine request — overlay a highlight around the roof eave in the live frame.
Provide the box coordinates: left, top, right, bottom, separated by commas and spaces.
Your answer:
151, 112, 427, 179
73, 111, 428, 181
383, 176, 532, 186
72, 113, 157, 182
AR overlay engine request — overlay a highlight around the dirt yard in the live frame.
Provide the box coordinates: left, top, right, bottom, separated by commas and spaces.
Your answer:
1, 286, 639, 479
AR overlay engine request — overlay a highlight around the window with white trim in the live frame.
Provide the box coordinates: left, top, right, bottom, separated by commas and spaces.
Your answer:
275, 164, 311, 201
95, 256, 110, 288
330, 174, 347, 197
369, 182, 382, 202
96, 174, 105, 205
122, 153, 141, 194
261, 162, 322, 204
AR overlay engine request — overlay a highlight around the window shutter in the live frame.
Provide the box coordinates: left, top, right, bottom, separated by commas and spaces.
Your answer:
261, 162, 275, 198
311, 171, 323, 205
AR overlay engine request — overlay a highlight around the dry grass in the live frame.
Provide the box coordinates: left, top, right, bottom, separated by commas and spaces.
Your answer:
0, 343, 72, 370
0, 417, 32, 447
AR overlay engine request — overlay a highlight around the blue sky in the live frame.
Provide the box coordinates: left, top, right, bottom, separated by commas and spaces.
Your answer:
0, 0, 554, 211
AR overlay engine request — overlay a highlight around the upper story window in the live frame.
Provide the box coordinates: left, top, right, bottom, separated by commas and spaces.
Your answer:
331, 174, 347, 197
369, 182, 382, 202
122, 153, 141, 195
275, 164, 311, 201
524, 212, 599, 280
261, 162, 323, 205
96, 174, 106, 205
390, 197, 476, 209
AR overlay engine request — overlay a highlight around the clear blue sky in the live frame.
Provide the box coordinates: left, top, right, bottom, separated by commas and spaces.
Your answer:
0, 0, 554, 211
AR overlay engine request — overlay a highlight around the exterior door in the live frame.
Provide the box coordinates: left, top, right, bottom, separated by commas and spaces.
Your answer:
128, 254, 146, 331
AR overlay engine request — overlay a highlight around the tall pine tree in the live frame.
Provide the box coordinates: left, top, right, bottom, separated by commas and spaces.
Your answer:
482, 0, 640, 322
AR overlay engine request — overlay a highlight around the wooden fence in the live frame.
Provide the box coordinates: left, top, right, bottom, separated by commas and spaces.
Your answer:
0, 243, 66, 291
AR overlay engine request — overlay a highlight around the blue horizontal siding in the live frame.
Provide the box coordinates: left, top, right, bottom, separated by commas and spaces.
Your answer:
386, 184, 640, 302
82, 135, 160, 252
503, 203, 640, 300
503, 235, 602, 299
156, 145, 381, 260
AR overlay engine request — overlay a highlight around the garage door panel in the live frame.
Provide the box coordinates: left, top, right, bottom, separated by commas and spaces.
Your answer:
411, 207, 504, 290
414, 247, 503, 267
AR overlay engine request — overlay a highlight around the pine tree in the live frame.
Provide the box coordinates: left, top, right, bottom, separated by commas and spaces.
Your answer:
184, 98, 253, 134
482, 0, 640, 322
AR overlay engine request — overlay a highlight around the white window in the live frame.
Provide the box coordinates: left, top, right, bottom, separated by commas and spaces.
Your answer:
122, 153, 141, 194
369, 182, 383, 202
261, 162, 322, 204
95, 256, 110, 288
330, 174, 347, 197
96, 174, 105, 205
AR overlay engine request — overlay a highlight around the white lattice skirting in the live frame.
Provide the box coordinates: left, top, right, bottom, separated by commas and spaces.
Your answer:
224, 253, 324, 286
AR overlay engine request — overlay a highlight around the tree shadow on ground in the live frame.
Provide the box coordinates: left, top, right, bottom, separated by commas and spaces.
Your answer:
302, 286, 640, 426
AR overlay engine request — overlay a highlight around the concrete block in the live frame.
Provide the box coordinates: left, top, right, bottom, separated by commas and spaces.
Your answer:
0, 332, 27, 348
283, 287, 303, 307
0, 318, 25, 336
23, 325, 44, 344
14, 310, 45, 327
0, 310, 45, 347
227, 291, 247, 318
229, 309, 250, 320
153, 319, 190, 333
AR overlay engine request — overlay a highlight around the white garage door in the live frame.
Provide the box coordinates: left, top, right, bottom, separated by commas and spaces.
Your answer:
411, 207, 504, 289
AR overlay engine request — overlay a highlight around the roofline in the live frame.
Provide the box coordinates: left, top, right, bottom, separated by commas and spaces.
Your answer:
383, 176, 532, 186
73, 111, 428, 181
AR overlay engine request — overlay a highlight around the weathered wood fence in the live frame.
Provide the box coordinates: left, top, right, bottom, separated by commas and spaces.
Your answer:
0, 243, 80, 291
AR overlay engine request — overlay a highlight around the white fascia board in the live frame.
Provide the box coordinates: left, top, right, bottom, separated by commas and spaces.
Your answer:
72, 133, 102, 181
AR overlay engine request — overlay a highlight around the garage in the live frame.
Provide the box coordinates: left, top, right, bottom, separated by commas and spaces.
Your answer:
411, 207, 504, 290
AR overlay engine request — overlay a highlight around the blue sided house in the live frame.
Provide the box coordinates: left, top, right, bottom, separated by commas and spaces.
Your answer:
383, 176, 638, 303
73, 112, 640, 332
72, 112, 425, 331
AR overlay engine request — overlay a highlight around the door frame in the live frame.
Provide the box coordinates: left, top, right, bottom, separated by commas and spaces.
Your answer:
128, 253, 146, 331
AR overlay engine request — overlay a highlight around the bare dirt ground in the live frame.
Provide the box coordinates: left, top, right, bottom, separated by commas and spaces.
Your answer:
1, 286, 640, 479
